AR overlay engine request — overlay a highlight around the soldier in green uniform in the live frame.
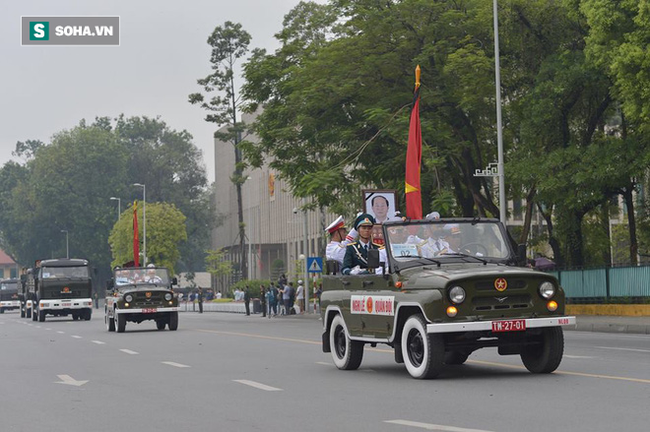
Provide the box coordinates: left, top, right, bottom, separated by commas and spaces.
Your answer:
342, 214, 381, 275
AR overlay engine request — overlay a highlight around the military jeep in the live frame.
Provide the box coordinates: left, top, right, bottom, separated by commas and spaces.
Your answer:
105, 266, 179, 332
320, 218, 575, 379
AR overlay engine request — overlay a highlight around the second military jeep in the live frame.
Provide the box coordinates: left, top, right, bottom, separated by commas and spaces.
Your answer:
105, 266, 179, 333
320, 218, 575, 379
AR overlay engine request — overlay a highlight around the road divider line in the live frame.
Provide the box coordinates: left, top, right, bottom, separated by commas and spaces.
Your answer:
233, 379, 282, 391
596, 346, 650, 353
119, 349, 138, 355
35, 325, 41, 328
57, 331, 65, 334
92, 340, 106, 345
564, 355, 595, 359
71, 335, 82, 339
45, 328, 52, 330
316, 362, 331, 366
198, 329, 650, 385
162, 361, 190, 368
384, 420, 494, 432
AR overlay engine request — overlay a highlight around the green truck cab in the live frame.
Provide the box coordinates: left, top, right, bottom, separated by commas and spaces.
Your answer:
320, 218, 575, 379
105, 266, 179, 333
0, 279, 20, 313
33, 258, 93, 322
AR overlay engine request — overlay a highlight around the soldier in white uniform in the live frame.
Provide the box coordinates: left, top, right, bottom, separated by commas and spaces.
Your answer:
325, 215, 358, 267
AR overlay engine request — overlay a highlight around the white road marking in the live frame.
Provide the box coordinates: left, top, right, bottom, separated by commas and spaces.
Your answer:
564, 355, 595, 359
35, 326, 41, 328
91, 340, 106, 345
316, 362, 331, 366
119, 349, 139, 355
71, 335, 82, 339
233, 380, 282, 392
162, 361, 191, 368
384, 420, 495, 432
55, 374, 88, 387
45, 328, 52, 330
596, 346, 650, 354
57, 331, 65, 334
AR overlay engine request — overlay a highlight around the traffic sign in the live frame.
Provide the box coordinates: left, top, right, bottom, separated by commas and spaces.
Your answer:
307, 257, 323, 273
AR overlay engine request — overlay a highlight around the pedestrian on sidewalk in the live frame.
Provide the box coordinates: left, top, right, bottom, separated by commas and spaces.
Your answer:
197, 287, 203, 313
260, 284, 267, 317
282, 283, 292, 315
267, 283, 278, 317
296, 280, 305, 314
244, 286, 251, 316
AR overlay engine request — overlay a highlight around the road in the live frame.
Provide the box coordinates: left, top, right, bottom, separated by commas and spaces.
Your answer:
1, 310, 648, 432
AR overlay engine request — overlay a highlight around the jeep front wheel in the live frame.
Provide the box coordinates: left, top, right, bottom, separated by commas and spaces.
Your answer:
116, 312, 126, 333
402, 314, 444, 379
106, 310, 115, 332
168, 312, 178, 331
329, 314, 363, 370
521, 327, 564, 373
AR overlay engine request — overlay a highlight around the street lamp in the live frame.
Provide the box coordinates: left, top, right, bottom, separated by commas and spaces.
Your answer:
133, 183, 146, 266
110, 196, 121, 220
60, 230, 69, 259
493, 0, 506, 223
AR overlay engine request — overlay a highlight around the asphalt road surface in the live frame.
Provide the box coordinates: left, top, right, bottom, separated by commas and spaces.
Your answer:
1, 310, 648, 432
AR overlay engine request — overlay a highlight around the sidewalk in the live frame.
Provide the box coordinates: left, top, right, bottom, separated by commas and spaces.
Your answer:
182, 302, 650, 334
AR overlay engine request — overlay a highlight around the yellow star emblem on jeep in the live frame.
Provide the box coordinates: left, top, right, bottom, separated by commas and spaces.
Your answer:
145, 292, 152, 299
494, 278, 507, 292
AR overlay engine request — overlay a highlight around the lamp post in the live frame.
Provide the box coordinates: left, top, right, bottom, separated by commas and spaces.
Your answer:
110, 196, 121, 220
133, 183, 146, 266
60, 230, 69, 259
493, 0, 506, 224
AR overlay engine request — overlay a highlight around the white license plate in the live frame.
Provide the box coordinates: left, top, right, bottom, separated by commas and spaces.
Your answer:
62, 303, 72, 307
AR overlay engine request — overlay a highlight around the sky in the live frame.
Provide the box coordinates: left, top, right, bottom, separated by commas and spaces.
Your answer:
2, 0, 312, 183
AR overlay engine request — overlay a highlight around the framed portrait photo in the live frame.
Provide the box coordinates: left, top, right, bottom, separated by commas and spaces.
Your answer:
363, 189, 399, 225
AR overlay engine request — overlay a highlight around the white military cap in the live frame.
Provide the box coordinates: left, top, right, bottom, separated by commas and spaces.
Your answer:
325, 215, 345, 234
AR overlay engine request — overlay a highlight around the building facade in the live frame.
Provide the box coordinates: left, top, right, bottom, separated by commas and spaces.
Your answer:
0, 249, 19, 280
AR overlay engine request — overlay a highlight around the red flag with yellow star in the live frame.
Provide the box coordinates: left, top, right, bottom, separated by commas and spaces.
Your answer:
405, 65, 422, 219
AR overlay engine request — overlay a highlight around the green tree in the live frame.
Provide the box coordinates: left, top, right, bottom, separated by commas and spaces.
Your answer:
205, 248, 233, 280
108, 201, 187, 274
189, 21, 251, 279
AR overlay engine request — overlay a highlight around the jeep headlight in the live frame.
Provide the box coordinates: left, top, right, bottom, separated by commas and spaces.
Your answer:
125, 294, 133, 303
539, 282, 555, 299
164, 293, 172, 301
449, 286, 466, 304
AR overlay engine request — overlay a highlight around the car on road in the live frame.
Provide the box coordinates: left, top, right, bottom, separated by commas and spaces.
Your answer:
320, 218, 575, 379
0, 279, 20, 314
105, 266, 179, 332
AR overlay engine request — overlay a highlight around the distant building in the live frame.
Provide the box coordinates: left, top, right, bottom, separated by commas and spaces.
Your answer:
0, 249, 19, 280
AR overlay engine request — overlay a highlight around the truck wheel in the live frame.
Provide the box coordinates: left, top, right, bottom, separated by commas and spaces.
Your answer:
20, 307, 25, 318
402, 314, 444, 379
0, 308, 4, 314
116, 313, 126, 333
28, 308, 33, 319
156, 320, 166, 330
168, 312, 178, 331
521, 327, 564, 373
329, 314, 364, 370
445, 350, 470, 365
85, 309, 92, 321
106, 311, 115, 332
38, 309, 46, 322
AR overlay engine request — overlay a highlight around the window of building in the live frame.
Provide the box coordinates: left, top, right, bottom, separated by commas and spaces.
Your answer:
10, 267, 17, 279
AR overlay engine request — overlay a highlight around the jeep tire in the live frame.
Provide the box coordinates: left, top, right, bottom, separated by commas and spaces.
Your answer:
402, 314, 444, 379
445, 350, 470, 365
521, 327, 564, 373
116, 312, 126, 333
156, 320, 166, 330
38, 309, 46, 322
329, 314, 363, 370
168, 312, 178, 331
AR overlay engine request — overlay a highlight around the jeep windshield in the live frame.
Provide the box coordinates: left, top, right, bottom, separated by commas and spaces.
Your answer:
384, 220, 512, 268
114, 268, 170, 287
40, 266, 89, 279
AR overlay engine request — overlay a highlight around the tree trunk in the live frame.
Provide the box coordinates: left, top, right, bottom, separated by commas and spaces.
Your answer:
563, 209, 585, 268
231, 71, 247, 280
519, 187, 536, 244
537, 203, 563, 267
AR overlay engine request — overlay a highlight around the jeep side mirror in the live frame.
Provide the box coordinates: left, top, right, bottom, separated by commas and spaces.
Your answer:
517, 244, 527, 267
367, 249, 380, 269
172, 277, 178, 286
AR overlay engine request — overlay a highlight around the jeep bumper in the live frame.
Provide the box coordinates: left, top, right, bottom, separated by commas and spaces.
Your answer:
426, 316, 576, 334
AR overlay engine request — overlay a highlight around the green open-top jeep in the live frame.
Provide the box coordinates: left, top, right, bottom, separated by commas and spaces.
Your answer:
320, 218, 575, 379
105, 266, 179, 332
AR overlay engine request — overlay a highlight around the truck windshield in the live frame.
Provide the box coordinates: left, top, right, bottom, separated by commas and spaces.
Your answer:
41, 266, 89, 279
385, 221, 510, 262
1, 282, 18, 290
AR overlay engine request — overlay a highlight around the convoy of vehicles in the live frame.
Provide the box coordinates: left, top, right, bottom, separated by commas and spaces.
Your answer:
0, 279, 20, 314
320, 218, 576, 379
105, 266, 179, 332
32, 259, 93, 322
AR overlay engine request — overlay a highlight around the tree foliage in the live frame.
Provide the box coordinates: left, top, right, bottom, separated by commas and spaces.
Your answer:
108, 202, 187, 274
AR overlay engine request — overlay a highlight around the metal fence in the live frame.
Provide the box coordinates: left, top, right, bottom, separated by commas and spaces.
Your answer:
547, 265, 650, 300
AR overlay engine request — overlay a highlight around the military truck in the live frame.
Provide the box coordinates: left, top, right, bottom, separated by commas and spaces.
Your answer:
320, 218, 575, 379
32, 258, 93, 322
0, 279, 20, 313
105, 266, 179, 332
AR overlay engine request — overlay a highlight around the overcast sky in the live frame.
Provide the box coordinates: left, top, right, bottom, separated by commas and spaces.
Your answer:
2, 0, 312, 183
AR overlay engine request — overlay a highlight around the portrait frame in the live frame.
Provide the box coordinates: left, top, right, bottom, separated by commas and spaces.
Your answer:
362, 189, 399, 225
